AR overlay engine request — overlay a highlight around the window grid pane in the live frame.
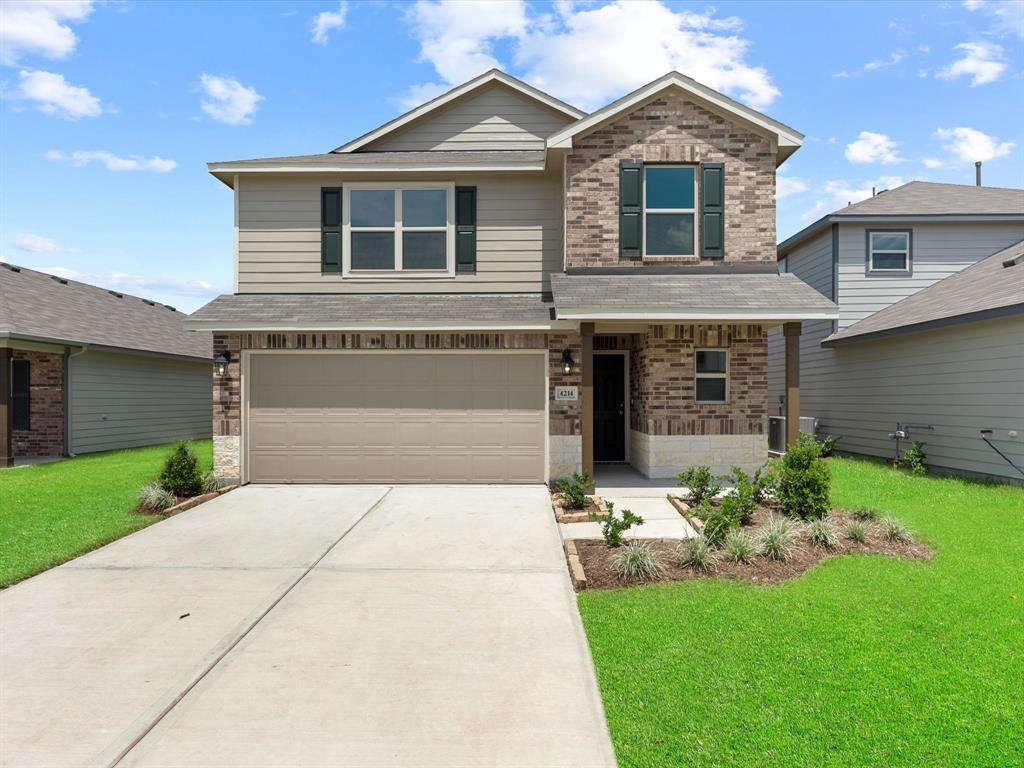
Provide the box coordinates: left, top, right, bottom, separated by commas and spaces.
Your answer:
402, 232, 447, 270
646, 213, 695, 256
695, 378, 726, 403
402, 189, 447, 227
645, 167, 695, 209
350, 189, 395, 228
351, 232, 395, 270
696, 350, 727, 374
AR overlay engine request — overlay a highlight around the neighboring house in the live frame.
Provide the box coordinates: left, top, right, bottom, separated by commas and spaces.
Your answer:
187, 69, 836, 485
0, 264, 213, 466
768, 182, 1024, 482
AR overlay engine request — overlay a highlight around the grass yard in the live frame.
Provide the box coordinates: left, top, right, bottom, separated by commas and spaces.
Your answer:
579, 458, 1024, 768
0, 440, 212, 588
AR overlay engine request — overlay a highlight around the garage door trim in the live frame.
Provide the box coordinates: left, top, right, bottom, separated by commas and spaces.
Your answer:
241, 348, 549, 484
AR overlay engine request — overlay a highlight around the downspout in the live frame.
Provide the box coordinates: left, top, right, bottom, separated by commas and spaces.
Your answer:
66, 345, 89, 456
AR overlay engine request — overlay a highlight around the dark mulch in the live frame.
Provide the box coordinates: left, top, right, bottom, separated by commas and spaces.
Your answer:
573, 508, 934, 590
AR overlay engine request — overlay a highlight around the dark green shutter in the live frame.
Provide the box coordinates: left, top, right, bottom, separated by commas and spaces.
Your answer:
700, 162, 725, 259
321, 187, 342, 272
455, 186, 476, 273
619, 161, 643, 259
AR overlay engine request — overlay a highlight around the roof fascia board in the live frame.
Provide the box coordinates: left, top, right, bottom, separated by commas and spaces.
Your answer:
0, 332, 209, 362
554, 308, 839, 321
182, 320, 575, 332
209, 163, 548, 173
821, 303, 1024, 347
334, 70, 586, 154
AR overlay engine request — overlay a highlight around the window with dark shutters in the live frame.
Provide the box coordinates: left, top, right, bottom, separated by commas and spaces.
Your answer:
11, 359, 30, 430
619, 161, 643, 258
321, 187, 342, 272
700, 163, 725, 259
455, 186, 477, 273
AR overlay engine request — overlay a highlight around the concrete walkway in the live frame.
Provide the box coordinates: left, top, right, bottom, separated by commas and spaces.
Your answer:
0, 485, 615, 768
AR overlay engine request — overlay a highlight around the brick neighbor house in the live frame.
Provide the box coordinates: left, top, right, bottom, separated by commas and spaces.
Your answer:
186, 70, 837, 485
0, 264, 213, 465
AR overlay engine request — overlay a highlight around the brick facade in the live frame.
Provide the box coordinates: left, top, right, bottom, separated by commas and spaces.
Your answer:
12, 350, 65, 456
565, 89, 776, 268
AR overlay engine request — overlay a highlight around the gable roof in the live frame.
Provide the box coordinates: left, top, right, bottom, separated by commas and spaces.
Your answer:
822, 239, 1024, 347
334, 69, 586, 154
545, 71, 803, 164
780, 181, 1024, 256
0, 263, 212, 360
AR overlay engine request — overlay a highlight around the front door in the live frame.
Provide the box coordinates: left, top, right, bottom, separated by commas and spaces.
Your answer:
594, 354, 625, 462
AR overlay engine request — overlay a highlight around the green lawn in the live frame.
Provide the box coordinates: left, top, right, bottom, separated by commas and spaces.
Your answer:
579, 458, 1024, 768
0, 440, 212, 588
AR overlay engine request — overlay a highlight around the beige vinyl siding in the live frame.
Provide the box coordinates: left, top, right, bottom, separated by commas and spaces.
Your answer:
236, 170, 562, 293
836, 220, 1024, 329
363, 83, 573, 151
69, 351, 212, 454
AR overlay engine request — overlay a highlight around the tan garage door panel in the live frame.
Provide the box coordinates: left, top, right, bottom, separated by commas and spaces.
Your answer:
248, 353, 545, 483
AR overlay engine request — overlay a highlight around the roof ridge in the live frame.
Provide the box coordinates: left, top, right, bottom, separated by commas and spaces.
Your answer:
0, 262, 179, 312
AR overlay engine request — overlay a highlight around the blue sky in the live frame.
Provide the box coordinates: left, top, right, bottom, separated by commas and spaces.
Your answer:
1, 0, 1021, 311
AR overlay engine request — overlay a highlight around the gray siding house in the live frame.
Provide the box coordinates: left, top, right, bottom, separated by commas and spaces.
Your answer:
768, 182, 1024, 482
0, 264, 213, 465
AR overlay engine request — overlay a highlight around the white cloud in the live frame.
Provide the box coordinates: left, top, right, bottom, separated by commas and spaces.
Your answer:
401, 0, 780, 111
962, 0, 1024, 39
198, 74, 263, 125
776, 176, 809, 199
922, 157, 945, 168
937, 41, 1007, 85
845, 131, 904, 165
863, 49, 907, 71
311, 2, 347, 45
801, 176, 906, 222
16, 69, 101, 119
0, 0, 93, 66
935, 126, 1015, 162
12, 233, 80, 254
47, 149, 176, 172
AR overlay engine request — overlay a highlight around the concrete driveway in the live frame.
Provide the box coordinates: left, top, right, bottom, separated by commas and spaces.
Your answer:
0, 485, 615, 768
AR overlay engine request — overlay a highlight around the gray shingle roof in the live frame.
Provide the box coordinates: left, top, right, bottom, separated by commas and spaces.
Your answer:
823, 240, 1024, 346
186, 293, 555, 328
0, 263, 212, 360
209, 150, 545, 169
550, 273, 838, 318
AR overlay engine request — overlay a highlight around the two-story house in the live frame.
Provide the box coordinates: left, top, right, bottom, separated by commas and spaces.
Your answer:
768, 182, 1024, 482
187, 69, 836, 485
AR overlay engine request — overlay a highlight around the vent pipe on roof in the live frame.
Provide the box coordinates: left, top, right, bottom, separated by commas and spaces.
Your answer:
976, 161, 982, 186
872, 186, 876, 197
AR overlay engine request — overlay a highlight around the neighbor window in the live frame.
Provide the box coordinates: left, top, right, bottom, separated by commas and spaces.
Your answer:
344, 184, 454, 275
695, 349, 728, 403
644, 165, 697, 257
11, 359, 30, 430
868, 230, 911, 272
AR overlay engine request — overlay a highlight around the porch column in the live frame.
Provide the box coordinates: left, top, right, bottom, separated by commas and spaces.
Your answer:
580, 322, 594, 478
1, 348, 12, 467
784, 321, 801, 448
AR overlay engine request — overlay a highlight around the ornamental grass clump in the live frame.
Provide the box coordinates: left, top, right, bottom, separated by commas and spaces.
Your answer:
847, 520, 869, 544
158, 441, 204, 497
807, 518, 839, 549
881, 516, 912, 543
775, 434, 831, 520
138, 481, 174, 512
758, 516, 801, 562
201, 470, 219, 493
612, 542, 665, 582
723, 530, 760, 564
677, 536, 719, 573
850, 507, 880, 521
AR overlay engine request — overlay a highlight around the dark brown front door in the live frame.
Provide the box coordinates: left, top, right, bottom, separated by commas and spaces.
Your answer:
594, 354, 625, 462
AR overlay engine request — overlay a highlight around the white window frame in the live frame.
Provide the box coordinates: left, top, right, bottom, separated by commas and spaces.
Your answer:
642, 164, 699, 259
867, 230, 911, 273
342, 182, 456, 278
695, 348, 728, 404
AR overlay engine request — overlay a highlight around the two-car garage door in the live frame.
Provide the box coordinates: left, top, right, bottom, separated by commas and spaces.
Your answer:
247, 353, 546, 483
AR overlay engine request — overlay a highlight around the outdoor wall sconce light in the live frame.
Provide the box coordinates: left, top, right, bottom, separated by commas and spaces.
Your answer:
561, 349, 574, 375
214, 351, 231, 378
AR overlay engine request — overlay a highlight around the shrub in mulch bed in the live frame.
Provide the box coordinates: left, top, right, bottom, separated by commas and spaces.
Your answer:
570, 507, 933, 590
551, 493, 606, 522
134, 441, 219, 515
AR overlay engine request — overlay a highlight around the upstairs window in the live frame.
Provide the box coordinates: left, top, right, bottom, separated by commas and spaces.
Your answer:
644, 166, 697, 257
868, 230, 911, 273
695, 349, 728, 403
343, 184, 455, 276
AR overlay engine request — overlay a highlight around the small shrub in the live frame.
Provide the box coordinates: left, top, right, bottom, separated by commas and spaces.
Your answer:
849, 507, 879, 521
611, 542, 665, 582
701, 508, 738, 548
847, 520, 869, 544
723, 530, 760, 564
901, 441, 927, 476
775, 434, 830, 520
758, 516, 801, 562
677, 536, 719, 573
201, 470, 219, 493
557, 471, 591, 510
690, 500, 713, 521
817, 434, 837, 458
730, 464, 775, 507
807, 518, 839, 548
677, 466, 722, 506
158, 441, 204, 497
138, 481, 174, 511
881, 516, 912, 543
600, 501, 645, 548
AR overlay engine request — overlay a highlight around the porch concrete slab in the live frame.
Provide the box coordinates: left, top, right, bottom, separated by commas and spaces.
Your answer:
594, 465, 682, 498
75, 485, 389, 569
320, 484, 566, 572
120, 569, 614, 768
